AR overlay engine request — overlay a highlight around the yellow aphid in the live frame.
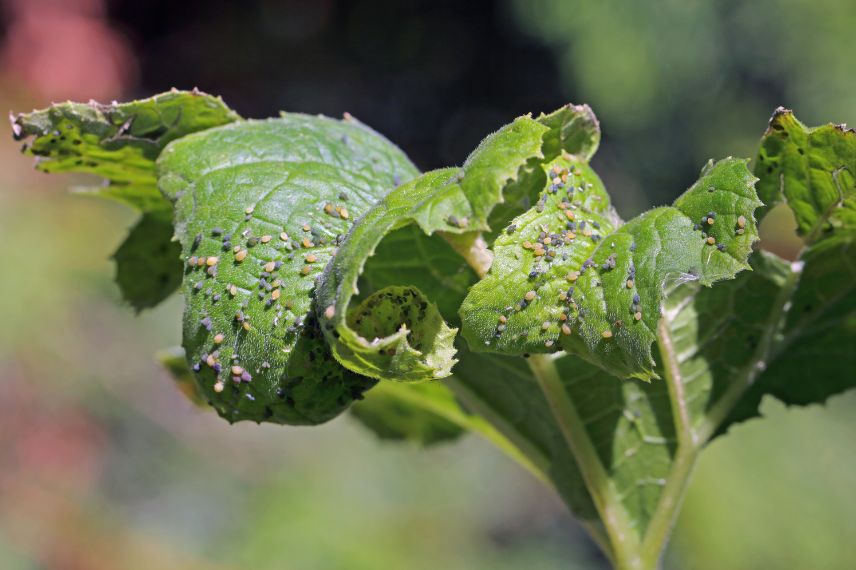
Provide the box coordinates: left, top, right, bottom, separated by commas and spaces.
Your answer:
206, 256, 219, 266
260, 235, 272, 243
634, 311, 642, 321
213, 333, 225, 344
280, 232, 289, 241
231, 365, 244, 376
245, 206, 255, 215
229, 284, 238, 296
498, 315, 507, 324
197, 257, 206, 267
525, 290, 537, 302
567, 271, 579, 282
233, 245, 241, 253
541, 321, 551, 331
324, 305, 336, 319
561, 324, 572, 335
706, 217, 714, 225
302, 237, 313, 248
737, 215, 746, 229
301, 265, 311, 275
565, 210, 575, 221
242, 322, 251, 331
523, 241, 533, 250
302, 224, 311, 232
338, 207, 349, 219
324, 202, 334, 214
206, 354, 216, 367
271, 289, 281, 301
263, 261, 276, 272
305, 254, 317, 263
234, 249, 248, 262
602, 330, 613, 339
626, 279, 634, 289
213, 381, 225, 393
707, 236, 716, 245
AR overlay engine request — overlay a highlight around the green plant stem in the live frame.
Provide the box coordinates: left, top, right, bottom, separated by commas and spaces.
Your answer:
636, 319, 702, 567
528, 353, 643, 569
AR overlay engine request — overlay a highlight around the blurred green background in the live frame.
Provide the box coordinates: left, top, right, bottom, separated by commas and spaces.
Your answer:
1, 0, 854, 568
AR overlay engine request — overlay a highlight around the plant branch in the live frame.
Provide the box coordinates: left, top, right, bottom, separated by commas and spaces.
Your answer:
638, 318, 702, 566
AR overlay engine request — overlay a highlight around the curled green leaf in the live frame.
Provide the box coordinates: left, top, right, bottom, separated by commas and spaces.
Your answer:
316, 105, 601, 382
460, 157, 762, 380
157, 113, 417, 424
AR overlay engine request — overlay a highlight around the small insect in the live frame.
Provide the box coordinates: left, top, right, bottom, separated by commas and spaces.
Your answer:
213, 381, 225, 393
602, 330, 613, 339
706, 236, 716, 245
235, 249, 248, 262
561, 324, 572, 335
305, 254, 317, 263
260, 235, 272, 244
280, 232, 289, 241
271, 289, 281, 301
206, 256, 219, 266
737, 215, 746, 229
214, 333, 225, 344
324, 305, 336, 319
263, 261, 276, 272
524, 290, 537, 302
634, 311, 642, 321
245, 206, 255, 215
541, 321, 551, 331
626, 279, 635, 289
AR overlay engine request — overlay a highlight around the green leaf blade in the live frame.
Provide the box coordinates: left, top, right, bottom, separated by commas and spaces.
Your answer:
316, 105, 601, 382
755, 108, 856, 239
461, 158, 761, 380
157, 114, 418, 425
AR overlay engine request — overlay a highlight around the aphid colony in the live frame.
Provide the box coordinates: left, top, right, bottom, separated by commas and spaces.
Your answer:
184, 192, 354, 404
492, 160, 629, 348
489, 161, 752, 352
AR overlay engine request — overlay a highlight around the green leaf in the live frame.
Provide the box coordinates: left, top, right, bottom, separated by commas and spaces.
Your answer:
755, 108, 856, 240
11, 89, 241, 212
350, 381, 465, 445
316, 105, 601, 382
157, 113, 418, 425
112, 212, 183, 312
460, 158, 761, 381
